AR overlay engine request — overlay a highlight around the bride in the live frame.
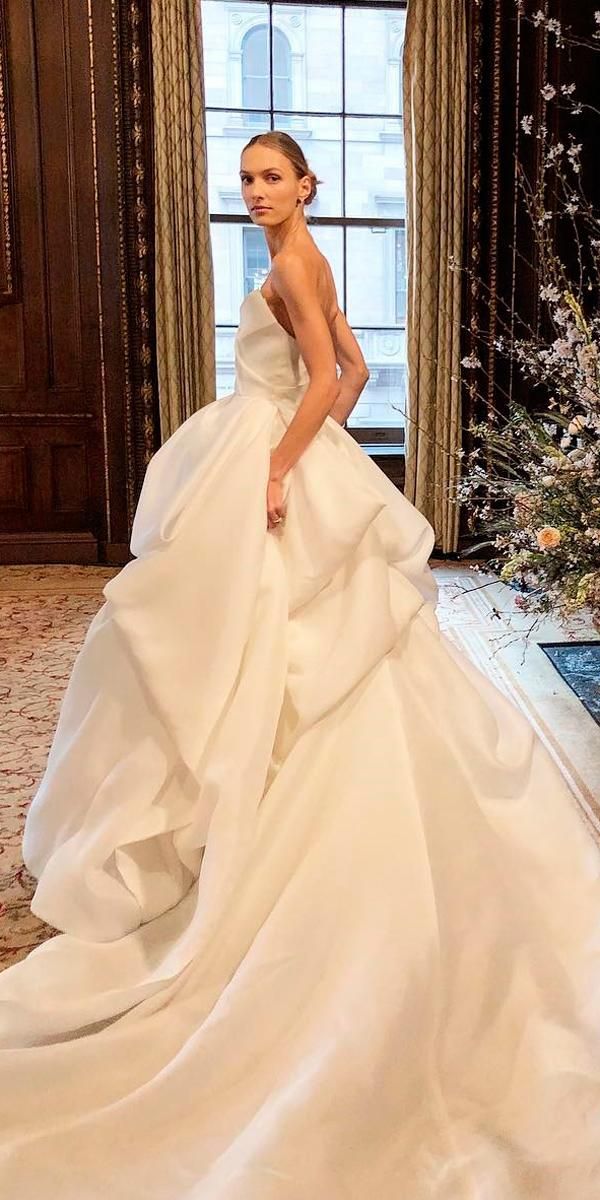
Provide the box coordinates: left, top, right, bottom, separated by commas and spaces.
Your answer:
1, 131, 600, 1199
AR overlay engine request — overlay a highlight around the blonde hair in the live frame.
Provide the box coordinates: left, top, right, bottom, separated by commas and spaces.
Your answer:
241, 131, 323, 218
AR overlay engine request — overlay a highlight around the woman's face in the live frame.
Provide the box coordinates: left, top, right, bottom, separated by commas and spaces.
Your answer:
239, 148, 307, 225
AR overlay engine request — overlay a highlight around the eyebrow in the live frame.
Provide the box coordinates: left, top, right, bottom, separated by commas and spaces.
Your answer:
239, 167, 281, 176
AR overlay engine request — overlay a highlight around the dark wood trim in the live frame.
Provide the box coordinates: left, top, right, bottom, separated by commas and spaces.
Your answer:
0, 531, 98, 565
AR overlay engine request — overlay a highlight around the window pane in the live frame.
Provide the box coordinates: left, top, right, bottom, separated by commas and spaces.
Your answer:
345, 7, 405, 116
346, 226, 405, 328
215, 327, 237, 401
345, 116, 405, 219
206, 110, 271, 216
242, 25, 271, 110
201, 1, 270, 109
346, 332, 407, 431
202, 2, 342, 114
211, 220, 272, 324
243, 226, 270, 294
395, 227, 407, 323
307, 224, 344, 301
272, 5, 342, 112
272, 116, 343, 216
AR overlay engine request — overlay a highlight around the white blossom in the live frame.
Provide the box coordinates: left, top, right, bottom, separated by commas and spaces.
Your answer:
540, 284, 561, 302
566, 324, 585, 346
553, 306, 570, 327
521, 114, 534, 135
552, 338, 574, 359
582, 387, 600, 407
532, 9, 545, 25
560, 83, 576, 96
577, 342, 599, 374
541, 84, 556, 101
461, 354, 482, 371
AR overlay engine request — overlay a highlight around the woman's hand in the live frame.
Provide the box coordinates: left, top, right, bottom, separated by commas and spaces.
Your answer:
266, 474, 287, 532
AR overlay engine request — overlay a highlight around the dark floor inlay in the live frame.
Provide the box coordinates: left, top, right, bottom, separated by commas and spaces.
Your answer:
539, 642, 600, 727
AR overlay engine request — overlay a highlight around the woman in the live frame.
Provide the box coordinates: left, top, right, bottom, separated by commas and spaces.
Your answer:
1, 131, 600, 1199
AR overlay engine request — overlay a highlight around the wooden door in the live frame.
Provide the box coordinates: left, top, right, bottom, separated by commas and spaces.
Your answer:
0, 0, 156, 564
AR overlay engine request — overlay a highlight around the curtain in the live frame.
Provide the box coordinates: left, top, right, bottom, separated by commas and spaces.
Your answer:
402, 0, 466, 553
151, 0, 216, 441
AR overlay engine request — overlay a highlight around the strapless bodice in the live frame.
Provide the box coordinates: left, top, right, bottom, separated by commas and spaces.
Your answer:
234, 289, 310, 402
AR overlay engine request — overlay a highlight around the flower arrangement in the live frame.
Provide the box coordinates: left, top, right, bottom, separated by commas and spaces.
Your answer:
456, 6, 600, 629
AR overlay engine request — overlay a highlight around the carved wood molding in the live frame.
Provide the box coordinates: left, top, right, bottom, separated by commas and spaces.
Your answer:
114, 0, 158, 521
0, 2, 16, 303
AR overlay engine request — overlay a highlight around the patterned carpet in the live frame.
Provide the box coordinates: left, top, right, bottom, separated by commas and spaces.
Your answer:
0, 567, 116, 967
1, 562, 597, 969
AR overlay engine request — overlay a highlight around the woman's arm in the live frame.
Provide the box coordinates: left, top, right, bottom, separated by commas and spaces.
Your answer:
268, 254, 342, 483
328, 306, 370, 425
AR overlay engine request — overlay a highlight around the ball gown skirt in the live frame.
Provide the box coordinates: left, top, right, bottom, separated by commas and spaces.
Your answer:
1, 289, 600, 1199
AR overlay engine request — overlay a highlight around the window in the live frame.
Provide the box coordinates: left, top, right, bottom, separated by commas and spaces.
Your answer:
243, 226, 270, 292
201, 1, 408, 450
242, 25, 292, 124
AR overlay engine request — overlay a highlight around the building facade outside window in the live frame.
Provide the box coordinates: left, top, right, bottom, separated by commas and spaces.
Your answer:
201, 0, 407, 450
242, 24, 293, 120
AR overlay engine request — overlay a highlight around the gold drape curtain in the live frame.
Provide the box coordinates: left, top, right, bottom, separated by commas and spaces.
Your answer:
151, 0, 216, 441
402, 0, 466, 553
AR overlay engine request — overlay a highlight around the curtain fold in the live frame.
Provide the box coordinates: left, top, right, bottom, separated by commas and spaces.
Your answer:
151, 0, 216, 441
402, 0, 466, 553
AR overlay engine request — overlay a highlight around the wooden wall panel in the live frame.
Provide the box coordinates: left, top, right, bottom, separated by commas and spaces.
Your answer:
0, 444, 27, 509
0, 0, 157, 564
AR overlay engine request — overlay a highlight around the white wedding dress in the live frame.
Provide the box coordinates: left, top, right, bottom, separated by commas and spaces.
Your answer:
1, 288, 600, 1199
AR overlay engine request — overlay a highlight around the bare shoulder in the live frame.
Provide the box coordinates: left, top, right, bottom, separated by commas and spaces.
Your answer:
270, 250, 314, 299
270, 249, 338, 324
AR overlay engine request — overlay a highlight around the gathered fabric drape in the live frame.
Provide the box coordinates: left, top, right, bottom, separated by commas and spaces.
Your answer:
402, 0, 466, 553
151, 0, 216, 440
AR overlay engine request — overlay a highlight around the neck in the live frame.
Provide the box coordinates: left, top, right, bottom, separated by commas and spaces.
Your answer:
265, 214, 310, 260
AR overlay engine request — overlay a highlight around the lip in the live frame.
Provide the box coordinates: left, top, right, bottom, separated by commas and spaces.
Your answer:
252, 207, 270, 213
